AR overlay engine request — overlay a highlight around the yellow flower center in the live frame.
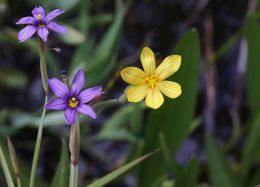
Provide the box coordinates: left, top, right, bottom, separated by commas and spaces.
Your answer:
68, 97, 79, 108
143, 75, 160, 89
37, 14, 42, 20
38, 24, 45, 28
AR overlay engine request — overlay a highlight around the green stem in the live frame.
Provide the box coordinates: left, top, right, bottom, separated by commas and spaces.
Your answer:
17, 177, 22, 187
69, 119, 80, 187
29, 95, 48, 187
69, 164, 78, 187
39, 39, 49, 94
29, 39, 49, 187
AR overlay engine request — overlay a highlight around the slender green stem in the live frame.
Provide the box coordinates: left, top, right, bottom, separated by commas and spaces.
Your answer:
69, 118, 80, 187
17, 177, 22, 187
39, 39, 49, 94
29, 39, 49, 187
29, 95, 48, 187
69, 164, 78, 187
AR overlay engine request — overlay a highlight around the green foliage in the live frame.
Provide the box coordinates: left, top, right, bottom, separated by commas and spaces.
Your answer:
95, 104, 145, 142
87, 149, 159, 187
50, 139, 69, 187
174, 157, 199, 187
205, 136, 239, 187
0, 143, 15, 187
138, 30, 200, 187
241, 113, 260, 178
245, 14, 260, 118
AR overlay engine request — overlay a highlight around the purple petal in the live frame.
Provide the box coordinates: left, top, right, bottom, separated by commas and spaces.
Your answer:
64, 108, 77, 125
37, 27, 49, 42
17, 25, 37, 42
77, 104, 97, 119
16, 16, 35, 25
45, 9, 64, 23
78, 86, 102, 104
45, 99, 67, 110
32, 6, 45, 20
71, 69, 85, 96
49, 78, 70, 98
47, 22, 67, 33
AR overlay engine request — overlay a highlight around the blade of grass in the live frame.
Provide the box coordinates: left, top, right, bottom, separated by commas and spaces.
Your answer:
87, 149, 160, 187
0, 144, 15, 187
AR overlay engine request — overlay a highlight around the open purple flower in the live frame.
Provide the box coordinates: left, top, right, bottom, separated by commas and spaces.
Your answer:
46, 69, 102, 125
16, 6, 67, 42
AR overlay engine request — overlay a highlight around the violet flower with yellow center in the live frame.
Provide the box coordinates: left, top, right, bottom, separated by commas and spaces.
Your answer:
46, 69, 102, 125
121, 47, 182, 109
16, 6, 66, 42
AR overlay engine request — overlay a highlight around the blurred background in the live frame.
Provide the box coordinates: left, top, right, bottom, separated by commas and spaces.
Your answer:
1, 0, 260, 186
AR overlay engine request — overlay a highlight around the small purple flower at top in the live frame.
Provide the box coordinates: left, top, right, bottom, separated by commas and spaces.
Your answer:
45, 69, 102, 125
16, 6, 67, 43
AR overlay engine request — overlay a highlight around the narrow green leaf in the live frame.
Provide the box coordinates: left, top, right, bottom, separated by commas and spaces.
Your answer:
89, 14, 114, 26
0, 144, 15, 187
245, 14, 260, 117
241, 113, 260, 178
95, 105, 140, 142
50, 139, 69, 187
205, 135, 237, 187
84, 1, 127, 76
174, 157, 199, 187
87, 149, 160, 187
138, 30, 200, 187
0, 67, 28, 88
59, 26, 86, 45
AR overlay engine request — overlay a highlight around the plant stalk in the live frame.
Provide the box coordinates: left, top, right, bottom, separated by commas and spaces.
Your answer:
29, 39, 49, 187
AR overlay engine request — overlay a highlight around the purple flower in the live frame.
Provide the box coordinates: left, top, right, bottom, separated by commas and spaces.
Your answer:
46, 69, 102, 125
16, 6, 67, 42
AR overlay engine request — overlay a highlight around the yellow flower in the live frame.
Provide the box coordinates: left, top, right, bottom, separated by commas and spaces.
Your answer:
121, 47, 182, 109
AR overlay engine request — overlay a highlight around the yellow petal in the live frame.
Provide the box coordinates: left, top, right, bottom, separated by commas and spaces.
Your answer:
145, 89, 164, 109
155, 55, 181, 80
127, 84, 147, 102
158, 80, 182, 98
121, 67, 146, 84
140, 47, 156, 76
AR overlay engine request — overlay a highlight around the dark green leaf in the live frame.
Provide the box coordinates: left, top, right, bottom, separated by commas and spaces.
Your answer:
245, 15, 260, 117
138, 30, 200, 187
206, 135, 238, 187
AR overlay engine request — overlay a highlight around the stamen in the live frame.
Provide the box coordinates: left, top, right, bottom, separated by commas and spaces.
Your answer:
144, 75, 160, 89
37, 14, 42, 20
68, 97, 79, 108
38, 24, 45, 28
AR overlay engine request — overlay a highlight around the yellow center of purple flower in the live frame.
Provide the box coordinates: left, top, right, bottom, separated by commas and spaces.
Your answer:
68, 97, 79, 108
143, 75, 160, 89
38, 24, 45, 28
37, 14, 42, 20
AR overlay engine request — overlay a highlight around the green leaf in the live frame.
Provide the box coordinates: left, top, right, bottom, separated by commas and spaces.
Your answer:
0, 143, 15, 187
241, 113, 260, 178
84, 1, 127, 78
50, 139, 69, 187
59, 26, 86, 45
138, 30, 200, 187
0, 67, 28, 88
205, 135, 238, 187
174, 158, 199, 187
89, 14, 114, 26
245, 14, 260, 117
87, 149, 160, 187
95, 105, 141, 142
